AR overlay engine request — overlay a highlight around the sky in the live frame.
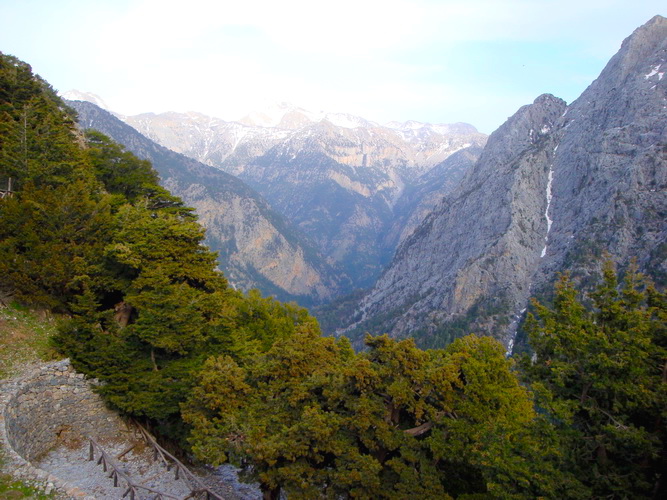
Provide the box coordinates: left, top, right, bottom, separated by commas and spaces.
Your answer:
0, 0, 664, 133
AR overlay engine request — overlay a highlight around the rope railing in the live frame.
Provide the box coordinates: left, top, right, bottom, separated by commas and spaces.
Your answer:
131, 422, 225, 500
88, 437, 180, 500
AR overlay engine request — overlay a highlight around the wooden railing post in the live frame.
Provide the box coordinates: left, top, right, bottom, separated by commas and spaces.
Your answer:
90, 425, 225, 500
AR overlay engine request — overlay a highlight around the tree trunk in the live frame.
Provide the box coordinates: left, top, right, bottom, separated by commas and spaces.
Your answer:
596, 444, 608, 467
579, 380, 592, 405
114, 301, 133, 327
22, 108, 28, 170
261, 484, 280, 500
404, 421, 434, 437
150, 348, 159, 371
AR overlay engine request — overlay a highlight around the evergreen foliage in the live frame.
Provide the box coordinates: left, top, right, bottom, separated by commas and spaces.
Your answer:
0, 53, 80, 189
0, 51, 320, 436
184, 333, 575, 499
2, 51, 665, 499
521, 263, 667, 498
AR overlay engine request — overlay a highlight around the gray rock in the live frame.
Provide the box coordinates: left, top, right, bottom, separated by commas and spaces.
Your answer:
339, 15, 667, 350
68, 101, 348, 306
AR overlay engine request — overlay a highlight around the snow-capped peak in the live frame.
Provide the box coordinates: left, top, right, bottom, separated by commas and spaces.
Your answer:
58, 90, 109, 111
322, 113, 378, 129
237, 103, 377, 130
385, 120, 478, 135
386, 120, 428, 130
238, 102, 308, 128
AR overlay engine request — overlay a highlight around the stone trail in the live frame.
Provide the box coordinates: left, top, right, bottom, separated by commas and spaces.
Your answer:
0, 359, 256, 499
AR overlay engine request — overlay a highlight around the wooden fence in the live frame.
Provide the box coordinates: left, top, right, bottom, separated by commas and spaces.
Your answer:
131, 422, 224, 500
87, 421, 225, 500
0, 177, 14, 199
88, 438, 180, 500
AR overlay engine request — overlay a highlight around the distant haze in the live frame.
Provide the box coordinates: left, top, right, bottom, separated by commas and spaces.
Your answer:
0, 0, 664, 133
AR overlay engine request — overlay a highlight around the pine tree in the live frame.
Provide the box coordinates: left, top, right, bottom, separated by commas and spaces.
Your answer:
183, 325, 349, 499
184, 333, 573, 499
522, 263, 667, 498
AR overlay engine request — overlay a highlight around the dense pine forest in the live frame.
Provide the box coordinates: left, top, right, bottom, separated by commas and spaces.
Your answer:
1, 52, 665, 499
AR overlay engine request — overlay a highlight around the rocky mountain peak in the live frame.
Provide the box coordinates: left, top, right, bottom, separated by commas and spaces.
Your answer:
468, 93, 566, 180
620, 14, 666, 61
236, 102, 378, 130
58, 90, 109, 110
588, 15, 666, 89
337, 16, 666, 349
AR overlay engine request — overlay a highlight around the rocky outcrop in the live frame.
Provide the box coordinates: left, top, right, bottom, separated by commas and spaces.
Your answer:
383, 145, 484, 251
69, 101, 348, 305
339, 16, 667, 349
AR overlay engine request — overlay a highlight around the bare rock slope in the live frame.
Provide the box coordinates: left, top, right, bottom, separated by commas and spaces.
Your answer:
340, 15, 667, 349
70, 101, 348, 305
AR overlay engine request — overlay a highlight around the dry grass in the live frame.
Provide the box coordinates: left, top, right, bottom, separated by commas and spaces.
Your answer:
0, 302, 61, 380
0, 301, 61, 497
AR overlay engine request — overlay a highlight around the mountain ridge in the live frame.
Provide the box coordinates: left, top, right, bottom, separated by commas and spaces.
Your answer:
336, 15, 667, 349
68, 100, 350, 305
102, 99, 487, 288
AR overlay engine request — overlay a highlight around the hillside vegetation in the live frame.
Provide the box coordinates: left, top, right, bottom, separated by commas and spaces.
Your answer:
0, 52, 665, 499
0, 301, 60, 496
0, 51, 320, 424
0, 300, 59, 378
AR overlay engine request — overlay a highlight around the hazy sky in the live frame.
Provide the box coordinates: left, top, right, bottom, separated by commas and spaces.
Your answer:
0, 0, 663, 133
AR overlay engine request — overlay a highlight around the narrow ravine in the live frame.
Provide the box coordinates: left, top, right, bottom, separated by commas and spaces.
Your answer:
540, 162, 555, 258
508, 144, 559, 355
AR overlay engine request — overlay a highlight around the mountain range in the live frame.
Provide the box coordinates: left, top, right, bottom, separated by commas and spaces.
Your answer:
336, 15, 667, 350
66, 95, 486, 292
120, 104, 487, 287
69, 101, 347, 305
63, 15, 666, 352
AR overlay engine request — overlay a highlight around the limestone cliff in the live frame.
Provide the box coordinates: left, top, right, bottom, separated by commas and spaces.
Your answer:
340, 16, 667, 349
69, 101, 348, 305
123, 109, 486, 288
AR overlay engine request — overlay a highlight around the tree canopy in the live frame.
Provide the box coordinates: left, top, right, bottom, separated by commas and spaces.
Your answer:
1, 52, 664, 499
521, 263, 667, 498
184, 333, 577, 499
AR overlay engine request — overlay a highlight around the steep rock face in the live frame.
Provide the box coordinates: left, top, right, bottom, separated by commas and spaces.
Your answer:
341, 15, 667, 348
535, 15, 667, 291
123, 109, 486, 287
383, 145, 484, 250
69, 101, 348, 305
346, 95, 566, 344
